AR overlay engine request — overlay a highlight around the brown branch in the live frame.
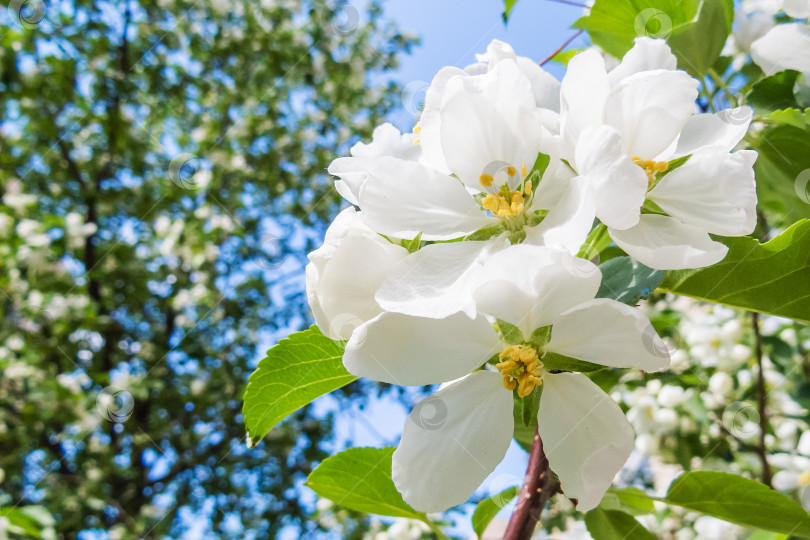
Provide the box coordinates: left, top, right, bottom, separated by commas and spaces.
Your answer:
503, 429, 560, 539
751, 312, 772, 487
539, 29, 584, 67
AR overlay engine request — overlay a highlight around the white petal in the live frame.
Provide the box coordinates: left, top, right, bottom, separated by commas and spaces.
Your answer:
649, 149, 758, 236
516, 57, 562, 112
420, 66, 468, 174
751, 23, 810, 76
674, 107, 753, 157
307, 208, 408, 340
608, 37, 678, 86
574, 125, 647, 230
546, 298, 670, 371
328, 156, 494, 240
350, 123, 421, 161
376, 240, 502, 319
537, 372, 635, 512
525, 176, 595, 255
605, 69, 699, 159
610, 214, 729, 270
783, 0, 810, 18
560, 50, 609, 160
439, 71, 544, 189
474, 245, 601, 336
343, 311, 501, 386
392, 371, 514, 512
772, 470, 800, 491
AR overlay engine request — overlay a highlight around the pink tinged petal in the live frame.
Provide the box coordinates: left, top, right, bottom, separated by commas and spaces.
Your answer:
350, 123, 421, 161
343, 311, 501, 386
649, 148, 758, 236
608, 37, 678, 86
375, 240, 502, 319
525, 176, 595, 255
307, 208, 408, 340
329, 156, 494, 240
560, 50, 610, 160
574, 125, 647, 230
751, 23, 810, 76
537, 372, 635, 512
392, 371, 514, 512
474, 245, 601, 336
546, 298, 670, 372
674, 107, 753, 157
605, 69, 699, 159
610, 214, 729, 270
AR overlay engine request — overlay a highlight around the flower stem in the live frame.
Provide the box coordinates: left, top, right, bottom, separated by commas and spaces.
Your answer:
503, 429, 560, 540
751, 311, 773, 487
422, 519, 452, 540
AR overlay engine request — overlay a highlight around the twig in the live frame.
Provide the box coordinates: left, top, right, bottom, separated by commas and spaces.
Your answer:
539, 29, 585, 66
751, 312, 773, 487
503, 429, 560, 539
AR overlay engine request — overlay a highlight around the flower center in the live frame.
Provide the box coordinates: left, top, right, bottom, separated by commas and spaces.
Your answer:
496, 344, 544, 397
412, 122, 422, 145
632, 156, 668, 183
799, 471, 810, 487
479, 164, 532, 218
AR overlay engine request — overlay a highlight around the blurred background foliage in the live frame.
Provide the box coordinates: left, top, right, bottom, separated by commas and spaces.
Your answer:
0, 0, 414, 536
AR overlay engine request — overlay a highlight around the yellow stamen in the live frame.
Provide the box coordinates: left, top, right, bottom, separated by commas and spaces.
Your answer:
413, 122, 422, 134
496, 345, 544, 397
523, 179, 533, 197
507, 165, 516, 177
632, 156, 669, 183
479, 173, 495, 187
413, 138, 421, 146
521, 163, 528, 177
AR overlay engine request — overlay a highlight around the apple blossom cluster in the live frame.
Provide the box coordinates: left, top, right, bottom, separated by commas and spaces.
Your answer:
306, 38, 758, 512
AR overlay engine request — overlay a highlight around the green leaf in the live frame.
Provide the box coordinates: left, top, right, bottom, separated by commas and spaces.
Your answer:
503, 0, 518, 22
745, 71, 800, 113
573, 0, 731, 77
530, 152, 551, 179
666, 0, 733, 77
596, 256, 666, 305
658, 220, 810, 323
403, 231, 423, 253
472, 487, 519, 538
521, 386, 542, 427
602, 488, 657, 515
543, 351, 605, 373
750, 119, 810, 220
243, 326, 355, 446
307, 447, 427, 520
512, 396, 536, 452
585, 507, 656, 540
464, 223, 506, 242
664, 471, 810, 537
498, 319, 525, 345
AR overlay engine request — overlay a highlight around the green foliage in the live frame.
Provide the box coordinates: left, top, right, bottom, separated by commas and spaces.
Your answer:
585, 507, 656, 540
307, 447, 427, 520
596, 256, 666, 305
659, 220, 810, 322
574, 0, 733, 77
745, 71, 801, 113
472, 487, 519, 538
749, 113, 810, 221
0, 0, 414, 535
502, 0, 519, 22
243, 326, 355, 447
601, 488, 656, 516
664, 471, 810, 537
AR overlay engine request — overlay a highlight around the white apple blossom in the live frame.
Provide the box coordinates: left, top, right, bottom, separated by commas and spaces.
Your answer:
559, 38, 757, 270
305, 207, 408, 340
342, 246, 669, 512
751, 23, 810, 77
